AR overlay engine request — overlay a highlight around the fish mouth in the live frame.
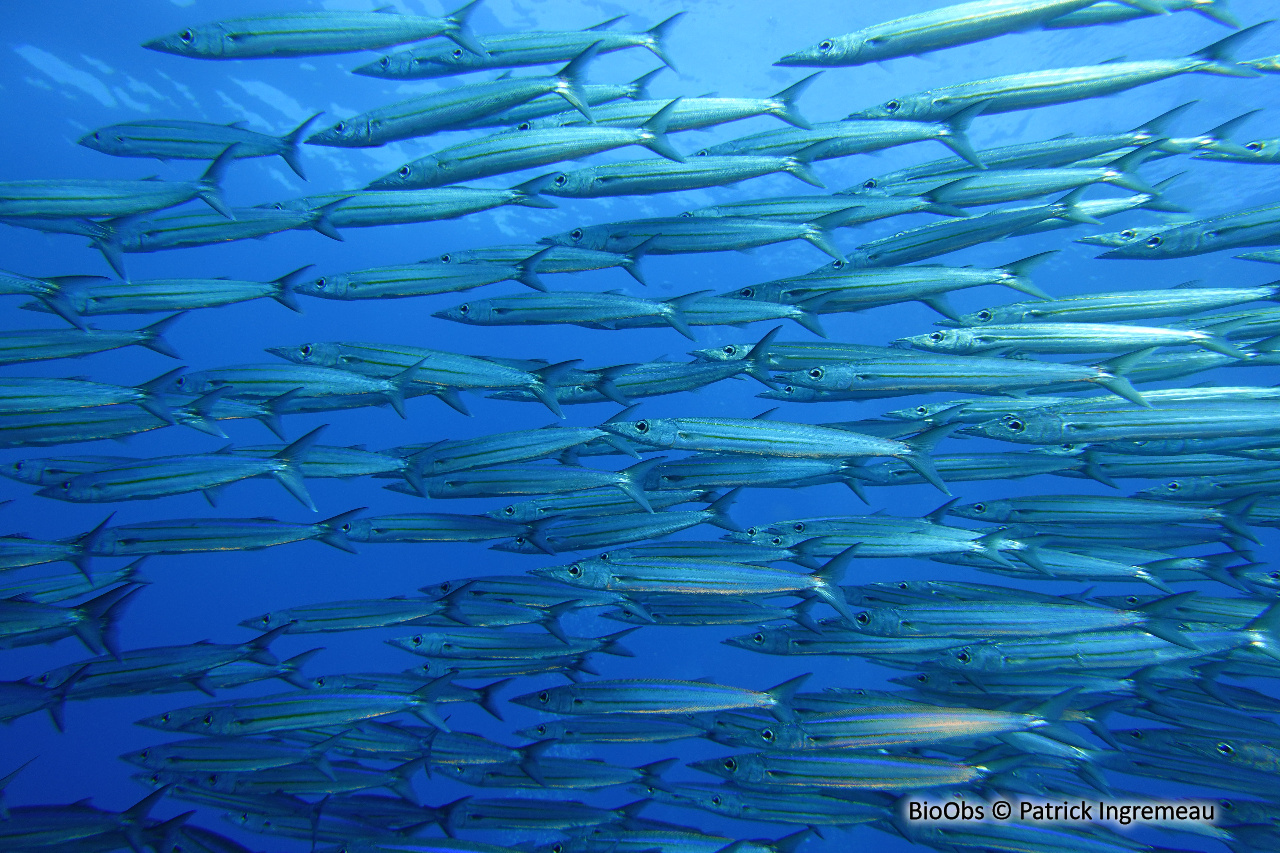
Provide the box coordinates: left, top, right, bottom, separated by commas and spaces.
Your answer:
140, 38, 171, 53
773, 54, 805, 67
1074, 234, 1127, 247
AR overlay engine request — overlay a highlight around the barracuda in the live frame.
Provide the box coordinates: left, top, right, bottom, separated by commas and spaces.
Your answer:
852, 24, 1264, 121
143, 2, 486, 58
0, 314, 181, 366
0, 148, 235, 220
353, 13, 683, 78
529, 75, 820, 132
699, 108, 985, 166
22, 268, 308, 318
510, 673, 810, 719
540, 214, 847, 262
491, 494, 740, 554
540, 154, 825, 199
951, 280, 1280, 326
167, 362, 422, 418
86, 510, 362, 557
730, 253, 1052, 320
308, 51, 597, 147
487, 488, 711, 524
369, 101, 683, 190
690, 749, 996, 791
898, 321, 1249, 357
79, 115, 320, 179
777, 0, 1165, 67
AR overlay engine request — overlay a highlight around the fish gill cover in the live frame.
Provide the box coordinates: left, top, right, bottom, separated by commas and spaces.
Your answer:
1, 0, 1280, 851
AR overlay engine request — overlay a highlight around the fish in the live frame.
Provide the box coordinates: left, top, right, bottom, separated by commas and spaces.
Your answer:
79, 114, 321, 179
353, 13, 683, 78
777, 0, 1167, 67
143, 2, 486, 59
851, 23, 1265, 121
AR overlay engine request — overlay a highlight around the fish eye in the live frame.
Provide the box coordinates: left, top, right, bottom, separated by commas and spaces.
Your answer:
793, 523, 805, 533
300, 344, 312, 356
831, 259, 845, 269
1247, 141, 1263, 151
885, 99, 900, 112
202, 714, 212, 725
819, 39, 833, 51
808, 367, 823, 379
139, 749, 149, 759
1127, 730, 1143, 740
458, 304, 469, 315
696, 149, 710, 157
739, 288, 754, 298
761, 728, 774, 741
315, 676, 326, 686
538, 691, 549, 703
722, 758, 737, 771
1007, 419, 1025, 432
1166, 481, 1180, 491
1120, 229, 1135, 239
340, 523, 351, 533
452, 48, 464, 58
502, 506, 515, 516
517, 122, 532, 131
440, 253, 451, 262
568, 565, 582, 577
748, 632, 765, 646
440, 581, 453, 593
398, 165, 411, 177
863, 179, 876, 189
514, 536, 526, 546
314, 277, 327, 290
179, 29, 194, 43
1217, 742, 1234, 755
570, 229, 583, 240
915, 406, 927, 415
723, 345, 736, 355
770, 537, 783, 546
161, 713, 170, 723
411, 635, 423, 646
600, 552, 611, 561
175, 376, 185, 387
783, 385, 795, 394
855, 611, 869, 624
635, 420, 649, 433
746, 527, 759, 536
929, 331, 944, 342
977, 310, 992, 321
379, 57, 390, 68
1145, 235, 1162, 248
898, 582, 909, 589
955, 650, 971, 664
551, 846, 564, 853
1220, 799, 1234, 810
536, 725, 547, 735
1270, 572, 1280, 581
915, 673, 929, 683
12, 461, 21, 470
553, 174, 568, 187
335, 121, 346, 132
711, 795, 722, 805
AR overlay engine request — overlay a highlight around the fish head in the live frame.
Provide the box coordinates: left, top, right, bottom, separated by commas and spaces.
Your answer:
1233, 564, 1280, 594
490, 536, 544, 554
776, 364, 847, 392
306, 117, 372, 147
487, 501, 539, 524
1134, 479, 1207, 501
387, 632, 446, 656
353, 48, 460, 78
118, 747, 158, 769
239, 610, 290, 632
678, 784, 743, 816
78, 127, 130, 155
142, 23, 228, 58
0, 458, 46, 484
727, 281, 783, 302
964, 412, 1061, 444
1196, 138, 1277, 163
688, 753, 763, 784
1076, 225, 1158, 248
539, 224, 608, 251
722, 627, 790, 655
775, 34, 854, 67
755, 383, 828, 402
1097, 226, 1204, 260
952, 304, 1021, 326
368, 157, 439, 190
896, 329, 967, 353
688, 342, 752, 362
849, 94, 933, 122
432, 300, 494, 325
515, 720, 566, 741
509, 684, 576, 713
541, 171, 590, 197
936, 643, 1001, 672
135, 705, 219, 732
530, 561, 611, 589
883, 402, 956, 422
265, 341, 339, 366
292, 272, 351, 299
948, 498, 1014, 523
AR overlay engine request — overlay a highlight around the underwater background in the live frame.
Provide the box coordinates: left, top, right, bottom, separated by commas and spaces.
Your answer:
2, 0, 1280, 851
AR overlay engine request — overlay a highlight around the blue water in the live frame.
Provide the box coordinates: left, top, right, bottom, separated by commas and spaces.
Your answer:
1, 1, 1278, 851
